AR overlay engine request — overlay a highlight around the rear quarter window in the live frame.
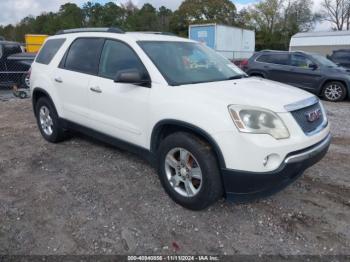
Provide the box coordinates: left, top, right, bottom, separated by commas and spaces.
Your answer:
36, 38, 66, 65
62, 38, 104, 75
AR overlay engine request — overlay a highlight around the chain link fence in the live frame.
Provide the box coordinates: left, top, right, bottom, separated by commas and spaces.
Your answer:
217, 50, 255, 61
0, 43, 37, 89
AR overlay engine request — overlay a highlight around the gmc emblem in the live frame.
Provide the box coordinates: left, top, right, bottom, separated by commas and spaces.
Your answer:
305, 109, 322, 123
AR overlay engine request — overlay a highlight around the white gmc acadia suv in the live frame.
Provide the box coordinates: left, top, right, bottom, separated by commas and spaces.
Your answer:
30, 28, 331, 210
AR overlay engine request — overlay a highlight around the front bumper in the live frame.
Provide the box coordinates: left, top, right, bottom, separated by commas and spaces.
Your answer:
222, 133, 331, 203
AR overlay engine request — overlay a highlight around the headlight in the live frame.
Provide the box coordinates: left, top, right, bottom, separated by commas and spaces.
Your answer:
228, 105, 290, 139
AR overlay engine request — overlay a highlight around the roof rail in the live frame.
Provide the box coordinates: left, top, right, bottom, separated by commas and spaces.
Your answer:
260, 49, 287, 52
128, 31, 176, 36
151, 32, 176, 36
56, 27, 124, 35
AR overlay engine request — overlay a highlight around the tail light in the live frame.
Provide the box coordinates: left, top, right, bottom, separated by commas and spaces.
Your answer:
240, 59, 249, 70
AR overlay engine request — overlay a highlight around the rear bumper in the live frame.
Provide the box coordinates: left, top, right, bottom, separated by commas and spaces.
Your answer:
222, 133, 331, 203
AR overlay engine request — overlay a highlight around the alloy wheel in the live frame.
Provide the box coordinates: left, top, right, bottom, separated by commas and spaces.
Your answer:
39, 106, 54, 136
324, 84, 343, 101
164, 148, 203, 197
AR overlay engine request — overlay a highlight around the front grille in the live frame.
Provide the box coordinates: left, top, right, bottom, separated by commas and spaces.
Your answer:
291, 102, 325, 134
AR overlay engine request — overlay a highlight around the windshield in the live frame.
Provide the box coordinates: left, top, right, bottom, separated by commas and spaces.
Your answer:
311, 54, 338, 67
138, 41, 246, 86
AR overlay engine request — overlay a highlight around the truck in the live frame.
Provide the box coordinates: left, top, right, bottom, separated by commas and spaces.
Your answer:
0, 41, 36, 89
25, 34, 49, 53
189, 24, 255, 60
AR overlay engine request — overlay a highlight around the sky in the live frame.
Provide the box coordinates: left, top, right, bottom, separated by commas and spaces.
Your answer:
0, 0, 330, 31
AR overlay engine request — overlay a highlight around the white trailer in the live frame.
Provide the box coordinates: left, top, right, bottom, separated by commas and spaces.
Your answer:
189, 24, 255, 60
290, 31, 350, 56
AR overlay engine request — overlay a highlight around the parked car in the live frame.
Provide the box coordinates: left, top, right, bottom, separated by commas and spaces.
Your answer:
232, 58, 249, 69
0, 41, 35, 89
30, 28, 331, 210
327, 49, 350, 70
245, 50, 350, 102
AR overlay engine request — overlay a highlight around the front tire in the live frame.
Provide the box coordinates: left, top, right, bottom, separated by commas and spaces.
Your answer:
322, 81, 347, 102
157, 132, 223, 210
35, 97, 66, 143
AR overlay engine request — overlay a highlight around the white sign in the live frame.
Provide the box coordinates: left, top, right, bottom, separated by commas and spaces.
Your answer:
197, 31, 208, 38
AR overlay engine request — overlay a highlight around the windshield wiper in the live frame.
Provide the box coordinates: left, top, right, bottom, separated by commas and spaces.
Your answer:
226, 74, 247, 80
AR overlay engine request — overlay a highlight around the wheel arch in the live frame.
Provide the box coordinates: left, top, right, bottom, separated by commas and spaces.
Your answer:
247, 70, 266, 78
150, 119, 226, 169
32, 87, 56, 115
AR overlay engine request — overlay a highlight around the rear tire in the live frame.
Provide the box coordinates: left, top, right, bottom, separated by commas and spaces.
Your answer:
21, 73, 30, 89
322, 81, 347, 102
157, 132, 223, 210
35, 97, 66, 143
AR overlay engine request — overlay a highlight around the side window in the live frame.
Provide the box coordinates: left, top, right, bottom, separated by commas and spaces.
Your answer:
36, 38, 66, 65
257, 54, 289, 65
0, 45, 3, 59
256, 54, 272, 63
99, 40, 148, 79
64, 38, 104, 75
270, 54, 289, 65
290, 54, 313, 68
334, 51, 350, 60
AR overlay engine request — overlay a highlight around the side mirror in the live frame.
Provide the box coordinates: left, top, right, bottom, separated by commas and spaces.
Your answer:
114, 69, 151, 87
309, 64, 318, 70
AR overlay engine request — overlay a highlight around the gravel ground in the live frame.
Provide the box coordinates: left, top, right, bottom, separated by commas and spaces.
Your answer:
0, 91, 349, 255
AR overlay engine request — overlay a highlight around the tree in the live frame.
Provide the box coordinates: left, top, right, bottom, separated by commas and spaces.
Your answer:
125, 3, 159, 31
57, 3, 83, 29
239, 0, 316, 50
82, 2, 104, 27
170, 0, 237, 36
32, 12, 61, 35
0, 0, 318, 51
158, 6, 173, 32
321, 0, 350, 30
100, 2, 127, 27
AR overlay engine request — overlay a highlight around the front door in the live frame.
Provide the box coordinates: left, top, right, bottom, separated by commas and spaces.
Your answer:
88, 39, 151, 148
287, 54, 322, 92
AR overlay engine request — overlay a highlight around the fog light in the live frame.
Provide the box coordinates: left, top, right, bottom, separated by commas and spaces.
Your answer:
263, 154, 281, 169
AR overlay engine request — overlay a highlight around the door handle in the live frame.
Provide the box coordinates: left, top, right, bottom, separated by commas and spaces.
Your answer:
90, 86, 102, 93
54, 77, 63, 83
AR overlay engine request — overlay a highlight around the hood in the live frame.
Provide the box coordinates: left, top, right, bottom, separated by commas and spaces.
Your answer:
326, 66, 350, 74
181, 77, 314, 113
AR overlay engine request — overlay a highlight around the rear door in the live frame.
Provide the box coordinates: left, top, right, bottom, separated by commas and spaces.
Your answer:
287, 53, 322, 92
53, 37, 104, 125
255, 53, 291, 83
